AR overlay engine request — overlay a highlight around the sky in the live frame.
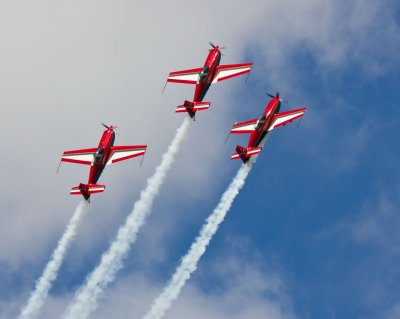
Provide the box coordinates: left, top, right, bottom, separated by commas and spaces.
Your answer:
0, 0, 399, 318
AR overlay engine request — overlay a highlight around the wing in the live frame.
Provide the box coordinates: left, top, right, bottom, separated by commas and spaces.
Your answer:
268, 107, 306, 131
230, 118, 258, 134
212, 63, 252, 83
167, 67, 203, 84
106, 145, 147, 165
61, 148, 97, 165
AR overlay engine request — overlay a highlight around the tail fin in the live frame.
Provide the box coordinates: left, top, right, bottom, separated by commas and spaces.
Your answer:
70, 183, 105, 201
176, 100, 210, 118
231, 145, 262, 163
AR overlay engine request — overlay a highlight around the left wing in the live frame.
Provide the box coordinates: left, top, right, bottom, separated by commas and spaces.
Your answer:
167, 67, 203, 84
230, 118, 258, 134
106, 145, 147, 165
268, 107, 306, 131
61, 148, 97, 165
212, 63, 253, 83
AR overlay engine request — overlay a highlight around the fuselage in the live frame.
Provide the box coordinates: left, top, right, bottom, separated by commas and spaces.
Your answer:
248, 96, 281, 148
193, 47, 221, 102
88, 127, 115, 184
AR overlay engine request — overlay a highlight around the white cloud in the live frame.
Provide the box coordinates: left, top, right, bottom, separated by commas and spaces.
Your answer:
352, 190, 400, 253
385, 304, 400, 319
313, 188, 400, 319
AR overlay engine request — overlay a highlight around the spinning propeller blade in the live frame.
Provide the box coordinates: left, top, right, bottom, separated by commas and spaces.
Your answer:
208, 42, 225, 51
266, 92, 288, 103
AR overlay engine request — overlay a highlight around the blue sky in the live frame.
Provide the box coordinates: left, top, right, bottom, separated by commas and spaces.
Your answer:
0, 1, 399, 319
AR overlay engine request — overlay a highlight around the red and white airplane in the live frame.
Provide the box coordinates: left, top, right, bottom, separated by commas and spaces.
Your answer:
60, 124, 147, 202
165, 42, 253, 119
229, 93, 306, 163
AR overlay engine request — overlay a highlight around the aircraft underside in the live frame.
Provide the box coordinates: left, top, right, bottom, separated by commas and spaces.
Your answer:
254, 130, 269, 148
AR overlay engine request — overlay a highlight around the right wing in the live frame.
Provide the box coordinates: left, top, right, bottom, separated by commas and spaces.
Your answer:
230, 118, 258, 134
61, 148, 97, 165
106, 145, 147, 165
212, 63, 253, 83
167, 67, 203, 84
268, 107, 306, 131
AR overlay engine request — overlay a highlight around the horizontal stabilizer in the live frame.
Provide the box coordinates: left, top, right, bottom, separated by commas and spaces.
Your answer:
230, 152, 242, 160
176, 100, 210, 116
70, 183, 105, 200
246, 147, 262, 156
231, 145, 262, 163
192, 101, 210, 111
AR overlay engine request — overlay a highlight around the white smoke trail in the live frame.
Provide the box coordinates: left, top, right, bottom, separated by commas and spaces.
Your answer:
63, 118, 191, 319
19, 200, 88, 319
142, 161, 253, 319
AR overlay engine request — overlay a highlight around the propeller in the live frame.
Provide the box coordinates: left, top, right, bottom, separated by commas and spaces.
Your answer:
266, 93, 275, 99
209, 42, 226, 51
266, 92, 288, 104
101, 123, 119, 133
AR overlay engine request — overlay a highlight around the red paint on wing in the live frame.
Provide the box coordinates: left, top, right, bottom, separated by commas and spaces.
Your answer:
63, 148, 97, 155
61, 158, 92, 165
111, 151, 146, 163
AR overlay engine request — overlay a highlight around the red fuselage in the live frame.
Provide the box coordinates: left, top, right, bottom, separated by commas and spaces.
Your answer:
88, 127, 116, 185
193, 47, 222, 102
248, 96, 281, 148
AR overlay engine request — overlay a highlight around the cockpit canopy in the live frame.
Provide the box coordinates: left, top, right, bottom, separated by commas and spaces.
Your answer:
198, 66, 210, 83
93, 147, 104, 164
255, 114, 267, 130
